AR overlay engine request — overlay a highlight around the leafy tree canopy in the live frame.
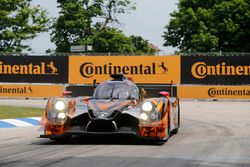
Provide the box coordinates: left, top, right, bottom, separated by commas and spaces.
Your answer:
0, 0, 49, 52
163, 0, 250, 52
51, 0, 136, 53
129, 35, 156, 54
92, 27, 134, 53
88, 28, 156, 54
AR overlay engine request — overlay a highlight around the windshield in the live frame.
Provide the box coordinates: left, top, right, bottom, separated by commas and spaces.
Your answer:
93, 81, 139, 100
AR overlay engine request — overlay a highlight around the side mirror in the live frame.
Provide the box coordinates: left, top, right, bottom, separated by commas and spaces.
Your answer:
159, 91, 169, 97
82, 97, 90, 103
62, 91, 72, 97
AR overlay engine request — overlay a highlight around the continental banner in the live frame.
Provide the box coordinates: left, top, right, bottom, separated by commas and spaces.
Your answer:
181, 56, 250, 85
178, 85, 250, 99
0, 84, 64, 98
0, 56, 68, 83
69, 56, 180, 84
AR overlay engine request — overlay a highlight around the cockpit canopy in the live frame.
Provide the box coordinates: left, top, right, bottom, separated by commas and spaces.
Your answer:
93, 80, 140, 100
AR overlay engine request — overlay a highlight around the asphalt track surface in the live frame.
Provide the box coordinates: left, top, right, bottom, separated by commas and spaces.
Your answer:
1, 100, 250, 167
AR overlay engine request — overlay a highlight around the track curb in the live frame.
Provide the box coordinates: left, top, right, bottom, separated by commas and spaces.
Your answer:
0, 117, 41, 128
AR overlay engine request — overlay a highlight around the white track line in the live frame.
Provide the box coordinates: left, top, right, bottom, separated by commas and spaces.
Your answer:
1, 119, 34, 127
29, 117, 41, 121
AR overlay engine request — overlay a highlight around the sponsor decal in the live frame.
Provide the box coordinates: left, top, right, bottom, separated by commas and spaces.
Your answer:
208, 88, 250, 97
69, 56, 180, 84
0, 86, 33, 94
79, 62, 168, 78
0, 61, 58, 75
0, 56, 68, 83
178, 85, 250, 99
191, 62, 250, 79
181, 56, 250, 85
0, 84, 64, 97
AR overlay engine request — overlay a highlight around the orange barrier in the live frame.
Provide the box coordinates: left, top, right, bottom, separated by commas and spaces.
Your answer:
178, 85, 250, 99
0, 55, 249, 99
0, 56, 68, 83
181, 56, 250, 85
69, 56, 180, 84
0, 84, 64, 98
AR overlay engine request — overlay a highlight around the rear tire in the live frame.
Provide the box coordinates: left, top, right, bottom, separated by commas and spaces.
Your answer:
171, 102, 180, 135
164, 114, 171, 139
178, 100, 180, 128
171, 128, 179, 134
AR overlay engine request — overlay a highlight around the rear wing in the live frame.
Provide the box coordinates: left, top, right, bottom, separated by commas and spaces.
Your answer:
66, 84, 177, 98
66, 85, 94, 97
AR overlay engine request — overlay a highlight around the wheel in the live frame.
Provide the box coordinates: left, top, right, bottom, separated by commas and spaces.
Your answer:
171, 127, 179, 134
164, 113, 171, 139
178, 100, 180, 128
171, 101, 180, 135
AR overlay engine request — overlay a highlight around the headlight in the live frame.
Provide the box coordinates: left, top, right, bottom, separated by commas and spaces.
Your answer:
46, 98, 69, 124
150, 112, 158, 120
53, 98, 69, 112
139, 112, 159, 122
58, 112, 66, 119
140, 113, 148, 121
140, 100, 161, 123
141, 102, 153, 112
55, 101, 66, 111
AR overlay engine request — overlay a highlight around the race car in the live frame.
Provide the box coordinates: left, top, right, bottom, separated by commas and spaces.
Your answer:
40, 74, 180, 143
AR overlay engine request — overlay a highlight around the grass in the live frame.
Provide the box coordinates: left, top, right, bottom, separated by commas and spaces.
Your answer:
0, 105, 43, 119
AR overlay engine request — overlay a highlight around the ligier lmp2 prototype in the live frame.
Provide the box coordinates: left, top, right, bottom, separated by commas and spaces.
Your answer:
40, 74, 180, 142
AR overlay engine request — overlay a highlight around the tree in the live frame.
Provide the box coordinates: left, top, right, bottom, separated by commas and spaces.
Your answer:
91, 29, 157, 54
92, 27, 134, 53
129, 35, 156, 54
163, 0, 250, 52
51, 0, 135, 52
99, 0, 136, 29
51, 0, 103, 52
0, 0, 49, 52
